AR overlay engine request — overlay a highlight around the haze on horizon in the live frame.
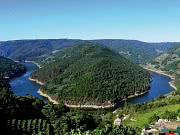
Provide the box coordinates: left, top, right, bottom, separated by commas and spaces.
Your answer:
1, 0, 180, 42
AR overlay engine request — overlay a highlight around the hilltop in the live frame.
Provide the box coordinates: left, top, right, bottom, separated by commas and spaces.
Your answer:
0, 39, 176, 63
30, 42, 151, 106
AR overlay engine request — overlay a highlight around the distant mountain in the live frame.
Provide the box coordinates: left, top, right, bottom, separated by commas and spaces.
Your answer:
146, 45, 180, 90
0, 39, 80, 61
0, 56, 26, 78
0, 39, 177, 63
30, 42, 151, 106
91, 40, 176, 63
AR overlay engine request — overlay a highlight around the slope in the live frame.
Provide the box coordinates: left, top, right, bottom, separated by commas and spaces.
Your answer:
0, 56, 26, 78
30, 42, 151, 106
145, 45, 180, 90
0, 39, 176, 63
91, 39, 175, 63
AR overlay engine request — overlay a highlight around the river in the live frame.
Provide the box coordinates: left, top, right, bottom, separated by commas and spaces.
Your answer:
10, 62, 44, 100
128, 71, 173, 104
10, 62, 174, 104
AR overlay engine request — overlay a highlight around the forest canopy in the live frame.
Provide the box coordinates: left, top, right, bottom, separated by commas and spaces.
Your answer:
31, 42, 151, 105
0, 56, 26, 78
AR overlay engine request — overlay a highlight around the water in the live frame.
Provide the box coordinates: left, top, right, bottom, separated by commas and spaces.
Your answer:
10, 62, 44, 99
10, 62, 174, 104
127, 71, 173, 104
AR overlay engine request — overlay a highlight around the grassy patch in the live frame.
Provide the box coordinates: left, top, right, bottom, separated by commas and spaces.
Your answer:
123, 104, 180, 127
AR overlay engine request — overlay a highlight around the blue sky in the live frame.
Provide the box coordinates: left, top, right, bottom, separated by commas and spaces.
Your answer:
0, 0, 180, 42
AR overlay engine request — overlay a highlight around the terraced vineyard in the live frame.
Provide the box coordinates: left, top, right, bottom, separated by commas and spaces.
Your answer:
146, 45, 180, 90
5, 119, 53, 135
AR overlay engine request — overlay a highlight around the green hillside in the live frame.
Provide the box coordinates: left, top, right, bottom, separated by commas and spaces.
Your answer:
31, 42, 151, 105
0, 55, 139, 134
0, 56, 53, 134
0, 39, 80, 61
0, 56, 26, 78
0, 39, 176, 63
146, 45, 180, 90
91, 40, 175, 63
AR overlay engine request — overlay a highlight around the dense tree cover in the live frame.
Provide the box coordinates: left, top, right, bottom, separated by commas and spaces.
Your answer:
69, 125, 138, 135
0, 39, 80, 61
0, 87, 45, 120
0, 56, 26, 78
1, 43, 179, 134
49, 93, 179, 134
42, 103, 96, 134
0, 57, 49, 134
0, 80, 51, 134
0, 55, 139, 134
0, 86, 139, 135
91, 40, 176, 63
0, 39, 176, 63
31, 42, 151, 105
39, 103, 139, 135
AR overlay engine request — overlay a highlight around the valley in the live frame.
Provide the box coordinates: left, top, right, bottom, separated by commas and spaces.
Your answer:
2, 1, 180, 134
29, 42, 151, 107
0, 40, 179, 135
11, 61, 174, 108
145, 45, 180, 92
0, 39, 177, 64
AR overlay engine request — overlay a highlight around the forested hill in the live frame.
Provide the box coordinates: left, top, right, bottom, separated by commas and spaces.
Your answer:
0, 56, 54, 134
0, 39, 80, 62
0, 39, 176, 63
31, 42, 151, 105
0, 53, 138, 134
91, 40, 175, 63
146, 45, 180, 90
0, 56, 26, 78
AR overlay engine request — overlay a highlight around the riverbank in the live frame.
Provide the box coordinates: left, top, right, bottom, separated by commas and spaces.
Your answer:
64, 103, 115, 109
14, 60, 42, 68
27, 61, 173, 108
127, 90, 149, 99
12, 61, 175, 109
18, 60, 44, 85
25, 61, 45, 85
38, 89, 114, 108
33, 74, 149, 108
25, 61, 42, 68
28, 77, 45, 85
143, 66, 177, 91
38, 89, 149, 109
65, 89, 149, 108
37, 89, 59, 104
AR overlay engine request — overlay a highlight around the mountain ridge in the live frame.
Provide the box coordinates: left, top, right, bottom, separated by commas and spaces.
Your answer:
0, 39, 177, 63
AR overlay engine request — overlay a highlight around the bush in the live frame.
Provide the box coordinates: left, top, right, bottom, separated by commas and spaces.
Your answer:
148, 114, 159, 124
160, 111, 177, 120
